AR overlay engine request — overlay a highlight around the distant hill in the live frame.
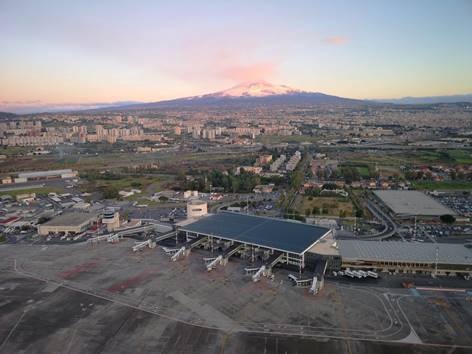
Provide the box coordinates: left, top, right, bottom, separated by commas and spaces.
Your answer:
99, 81, 365, 111
0, 101, 142, 115
375, 94, 472, 105
0, 111, 17, 119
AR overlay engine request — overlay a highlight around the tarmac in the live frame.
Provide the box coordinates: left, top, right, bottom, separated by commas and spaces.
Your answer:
0, 240, 471, 353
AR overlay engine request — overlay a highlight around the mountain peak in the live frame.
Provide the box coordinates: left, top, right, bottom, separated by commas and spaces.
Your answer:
213, 81, 302, 98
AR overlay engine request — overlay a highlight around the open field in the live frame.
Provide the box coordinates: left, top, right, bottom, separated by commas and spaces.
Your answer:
355, 166, 370, 178
294, 195, 355, 217
0, 149, 259, 176
335, 149, 472, 168
81, 175, 171, 192
256, 134, 321, 145
0, 241, 471, 353
0, 186, 62, 197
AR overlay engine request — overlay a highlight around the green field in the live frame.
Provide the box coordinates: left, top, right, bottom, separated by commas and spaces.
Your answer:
294, 195, 354, 217
355, 166, 370, 178
256, 134, 320, 145
81, 175, 172, 194
0, 187, 62, 197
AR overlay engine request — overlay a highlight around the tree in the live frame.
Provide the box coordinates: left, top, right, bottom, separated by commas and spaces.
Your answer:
102, 185, 119, 199
312, 206, 319, 215
37, 216, 51, 224
440, 214, 455, 224
290, 169, 304, 190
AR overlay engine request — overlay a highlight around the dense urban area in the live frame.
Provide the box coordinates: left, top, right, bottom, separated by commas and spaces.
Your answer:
1, 101, 472, 354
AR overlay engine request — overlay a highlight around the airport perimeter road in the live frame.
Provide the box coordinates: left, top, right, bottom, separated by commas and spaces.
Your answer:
363, 200, 398, 239
337, 200, 398, 241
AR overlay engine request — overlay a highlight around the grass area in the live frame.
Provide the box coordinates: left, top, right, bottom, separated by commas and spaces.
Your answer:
0, 187, 62, 197
294, 195, 354, 217
412, 181, 472, 190
355, 166, 370, 178
340, 149, 472, 168
0, 146, 31, 156
256, 134, 320, 145
411, 149, 472, 165
81, 175, 173, 196
448, 150, 472, 164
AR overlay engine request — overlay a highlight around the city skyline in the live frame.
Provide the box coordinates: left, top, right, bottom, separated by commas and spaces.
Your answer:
1, 0, 472, 112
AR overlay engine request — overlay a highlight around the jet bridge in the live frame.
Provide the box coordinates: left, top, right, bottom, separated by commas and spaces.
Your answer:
223, 243, 243, 258
88, 234, 113, 244
309, 276, 319, 295
251, 265, 267, 282
288, 274, 313, 288
266, 251, 284, 269
171, 246, 187, 261
107, 234, 121, 243
132, 239, 156, 252
154, 230, 177, 242
221, 243, 244, 265
204, 255, 223, 271
185, 234, 208, 249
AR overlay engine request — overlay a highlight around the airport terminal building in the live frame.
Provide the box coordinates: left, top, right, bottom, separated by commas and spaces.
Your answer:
38, 212, 98, 236
337, 240, 472, 276
180, 212, 332, 271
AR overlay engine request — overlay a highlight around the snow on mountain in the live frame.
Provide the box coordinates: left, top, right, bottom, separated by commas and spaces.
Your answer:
211, 81, 302, 98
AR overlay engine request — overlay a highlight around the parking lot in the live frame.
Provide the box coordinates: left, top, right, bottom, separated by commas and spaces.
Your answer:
434, 193, 472, 217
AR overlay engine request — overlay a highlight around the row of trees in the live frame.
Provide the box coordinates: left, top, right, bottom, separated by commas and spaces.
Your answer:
181, 169, 285, 193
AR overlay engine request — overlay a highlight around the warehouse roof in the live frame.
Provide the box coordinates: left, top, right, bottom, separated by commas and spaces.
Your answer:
41, 212, 98, 227
374, 190, 455, 216
339, 240, 472, 265
180, 212, 330, 254
18, 169, 73, 179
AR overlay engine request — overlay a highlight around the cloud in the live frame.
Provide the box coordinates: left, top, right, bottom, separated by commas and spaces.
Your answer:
323, 36, 348, 45
163, 34, 281, 86
218, 62, 277, 82
0, 101, 142, 114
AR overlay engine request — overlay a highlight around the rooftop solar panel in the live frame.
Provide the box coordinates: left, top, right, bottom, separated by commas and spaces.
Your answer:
180, 212, 330, 254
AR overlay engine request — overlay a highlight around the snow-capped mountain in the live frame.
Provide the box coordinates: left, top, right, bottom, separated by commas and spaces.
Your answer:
92, 82, 365, 111
210, 81, 302, 98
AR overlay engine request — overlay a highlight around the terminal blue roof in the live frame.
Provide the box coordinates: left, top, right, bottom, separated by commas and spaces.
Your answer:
180, 212, 330, 254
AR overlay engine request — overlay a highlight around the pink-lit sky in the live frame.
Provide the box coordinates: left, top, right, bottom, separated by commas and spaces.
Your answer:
1, 0, 471, 112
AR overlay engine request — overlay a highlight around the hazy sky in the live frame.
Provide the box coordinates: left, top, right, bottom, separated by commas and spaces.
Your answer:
1, 0, 471, 108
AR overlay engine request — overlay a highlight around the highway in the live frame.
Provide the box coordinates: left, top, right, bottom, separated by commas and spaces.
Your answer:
337, 200, 398, 241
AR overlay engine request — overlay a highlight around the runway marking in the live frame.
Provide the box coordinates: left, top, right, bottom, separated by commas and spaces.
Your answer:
0, 309, 27, 350
6, 257, 472, 350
